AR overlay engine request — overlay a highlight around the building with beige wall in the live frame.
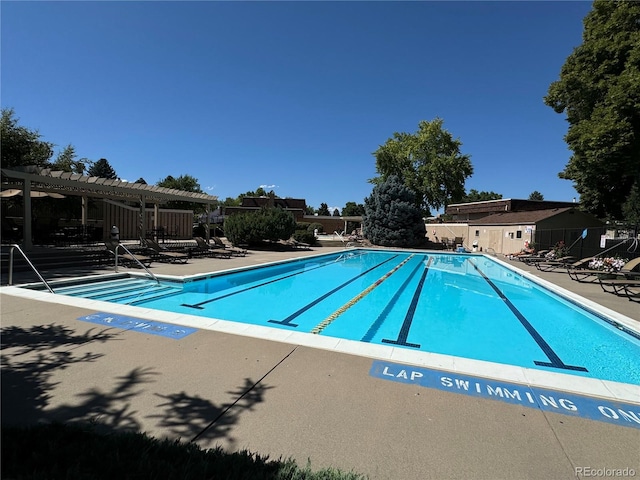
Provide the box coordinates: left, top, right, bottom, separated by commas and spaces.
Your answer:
428, 199, 604, 255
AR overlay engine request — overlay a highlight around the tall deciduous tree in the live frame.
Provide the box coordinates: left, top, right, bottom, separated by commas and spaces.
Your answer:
363, 175, 425, 247
544, 0, 640, 222
372, 118, 473, 215
1, 108, 54, 168
460, 189, 503, 203
157, 174, 206, 212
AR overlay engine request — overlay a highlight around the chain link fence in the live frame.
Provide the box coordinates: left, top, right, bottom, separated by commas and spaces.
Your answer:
533, 226, 640, 261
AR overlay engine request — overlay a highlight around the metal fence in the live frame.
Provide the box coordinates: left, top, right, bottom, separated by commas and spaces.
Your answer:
534, 226, 640, 261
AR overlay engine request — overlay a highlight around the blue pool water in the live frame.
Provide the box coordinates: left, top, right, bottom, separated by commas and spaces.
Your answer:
54, 250, 640, 385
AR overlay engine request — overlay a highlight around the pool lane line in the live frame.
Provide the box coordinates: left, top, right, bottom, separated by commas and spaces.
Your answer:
269, 255, 399, 328
311, 254, 416, 335
361, 256, 427, 342
382, 257, 433, 348
468, 259, 588, 373
181, 254, 348, 309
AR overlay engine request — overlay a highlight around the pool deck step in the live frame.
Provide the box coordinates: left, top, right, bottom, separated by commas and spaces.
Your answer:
55, 278, 182, 304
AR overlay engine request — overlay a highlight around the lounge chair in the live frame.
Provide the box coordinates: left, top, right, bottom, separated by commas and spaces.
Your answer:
142, 238, 189, 264
595, 258, 640, 294
534, 255, 578, 272
191, 237, 233, 259
621, 283, 640, 303
104, 239, 153, 268
518, 250, 551, 264
212, 236, 247, 256
570, 257, 640, 283
284, 238, 311, 250
597, 277, 640, 296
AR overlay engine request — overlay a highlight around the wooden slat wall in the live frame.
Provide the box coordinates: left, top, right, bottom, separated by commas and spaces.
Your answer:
102, 200, 193, 240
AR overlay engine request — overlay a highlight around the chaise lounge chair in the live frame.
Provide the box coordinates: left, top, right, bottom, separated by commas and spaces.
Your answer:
621, 283, 640, 303
212, 236, 247, 256
104, 239, 153, 268
518, 250, 551, 264
191, 237, 233, 259
594, 258, 640, 294
141, 238, 189, 264
569, 257, 640, 283
534, 255, 578, 272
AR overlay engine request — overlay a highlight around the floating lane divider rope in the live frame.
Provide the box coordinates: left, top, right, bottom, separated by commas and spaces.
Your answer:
311, 254, 416, 335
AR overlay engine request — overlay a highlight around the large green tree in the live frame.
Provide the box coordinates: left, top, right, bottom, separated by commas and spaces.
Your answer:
1, 108, 54, 169
51, 144, 89, 174
87, 158, 117, 179
157, 174, 206, 212
372, 118, 473, 215
544, 0, 640, 222
341, 201, 365, 216
460, 189, 502, 203
363, 175, 425, 247
528, 191, 545, 201
316, 203, 330, 216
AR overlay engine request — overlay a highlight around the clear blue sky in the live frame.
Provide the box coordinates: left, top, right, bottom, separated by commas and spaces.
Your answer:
2, 1, 592, 214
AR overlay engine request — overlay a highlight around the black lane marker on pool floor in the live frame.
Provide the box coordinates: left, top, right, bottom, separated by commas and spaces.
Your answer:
468, 259, 588, 372
268, 255, 399, 328
381, 257, 433, 348
181, 256, 341, 309
362, 256, 426, 343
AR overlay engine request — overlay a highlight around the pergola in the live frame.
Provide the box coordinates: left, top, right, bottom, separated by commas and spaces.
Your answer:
1, 166, 218, 250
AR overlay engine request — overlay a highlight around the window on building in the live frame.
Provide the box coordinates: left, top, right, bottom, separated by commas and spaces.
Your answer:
516, 231, 522, 239
475, 230, 480, 237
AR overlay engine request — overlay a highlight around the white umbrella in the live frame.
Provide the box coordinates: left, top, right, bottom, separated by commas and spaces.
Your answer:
0, 189, 65, 198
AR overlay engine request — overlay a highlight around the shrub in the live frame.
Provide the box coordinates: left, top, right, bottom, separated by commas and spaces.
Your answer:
306, 222, 324, 234
225, 207, 296, 246
293, 230, 316, 245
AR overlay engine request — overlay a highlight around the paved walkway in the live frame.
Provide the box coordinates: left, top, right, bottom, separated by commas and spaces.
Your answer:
1, 247, 638, 479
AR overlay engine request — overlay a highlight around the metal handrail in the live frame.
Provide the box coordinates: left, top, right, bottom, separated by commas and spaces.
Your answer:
113, 242, 159, 284
7, 244, 55, 293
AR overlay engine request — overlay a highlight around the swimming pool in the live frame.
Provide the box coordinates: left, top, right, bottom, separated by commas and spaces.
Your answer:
44, 249, 640, 385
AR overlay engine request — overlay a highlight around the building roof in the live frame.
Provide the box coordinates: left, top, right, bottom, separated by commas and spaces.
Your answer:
446, 198, 578, 216
468, 207, 577, 225
239, 197, 307, 210
1, 166, 218, 204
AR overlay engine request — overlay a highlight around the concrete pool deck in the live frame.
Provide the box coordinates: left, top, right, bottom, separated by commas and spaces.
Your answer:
1, 246, 639, 479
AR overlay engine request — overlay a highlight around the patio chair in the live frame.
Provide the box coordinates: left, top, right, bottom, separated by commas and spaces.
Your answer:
440, 237, 453, 250
104, 239, 153, 268
141, 238, 189, 264
191, 237, 233, 259
212, 236, 247, 256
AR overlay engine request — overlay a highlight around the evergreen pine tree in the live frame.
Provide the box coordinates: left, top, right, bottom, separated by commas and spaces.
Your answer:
363, 175, 425, 247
